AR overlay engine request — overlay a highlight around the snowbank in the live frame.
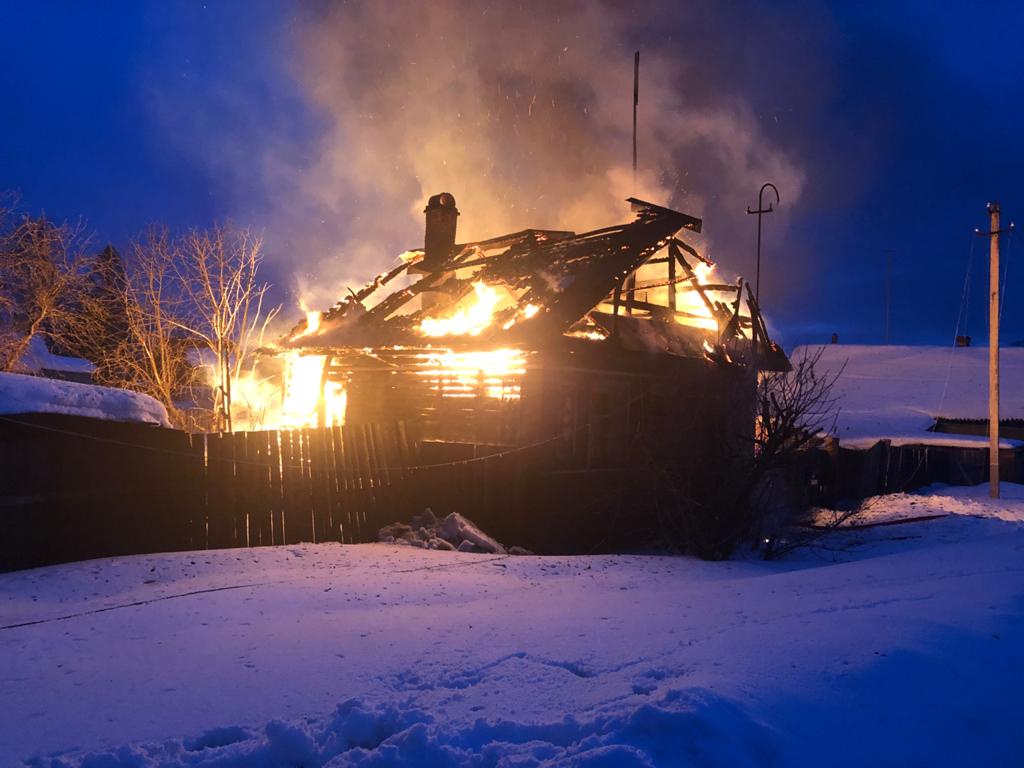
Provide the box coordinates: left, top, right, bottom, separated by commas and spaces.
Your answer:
0, 371, 170, 427
3, 483, 1024, 766
796, 344, 1024, 449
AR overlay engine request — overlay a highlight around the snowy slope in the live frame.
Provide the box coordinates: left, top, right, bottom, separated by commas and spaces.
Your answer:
796, 344, 1024, 448
2, 484, 1023, 766
0, 371, 169, 427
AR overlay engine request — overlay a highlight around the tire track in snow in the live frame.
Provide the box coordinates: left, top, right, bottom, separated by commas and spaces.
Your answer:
0, 582, 267, 631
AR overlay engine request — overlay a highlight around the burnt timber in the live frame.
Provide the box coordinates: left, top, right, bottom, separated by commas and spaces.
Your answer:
273, 196, 789, 551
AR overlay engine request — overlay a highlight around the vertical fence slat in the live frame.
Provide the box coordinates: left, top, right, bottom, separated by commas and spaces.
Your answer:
297, 429, 315, 543
280, 430, 298, 544
268, 430, 283, 544
234, 431, 250, 548
188, 432, 208, 550
309, 427, 327, 543
252, 431, 272, 546
205, 434, 230, 549
331, 425, 349, 543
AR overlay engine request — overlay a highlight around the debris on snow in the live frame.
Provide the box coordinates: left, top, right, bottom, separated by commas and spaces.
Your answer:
378, 508, 527, 555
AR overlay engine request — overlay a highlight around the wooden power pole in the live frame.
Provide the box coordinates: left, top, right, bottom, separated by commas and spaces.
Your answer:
980, 202, 1013, 498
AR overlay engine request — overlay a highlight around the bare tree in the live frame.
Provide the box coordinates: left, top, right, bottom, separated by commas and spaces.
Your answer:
89, 227, 196, 428
0, 206, 91, 372
81, 224, 279, 432
1, 199, 280, 433
171, 224, 279, 432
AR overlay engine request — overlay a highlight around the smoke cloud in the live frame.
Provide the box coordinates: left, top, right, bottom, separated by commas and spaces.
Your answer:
266, 1, 806, 309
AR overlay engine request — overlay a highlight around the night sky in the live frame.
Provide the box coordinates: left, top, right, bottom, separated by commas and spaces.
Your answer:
2, 1, 1022, 348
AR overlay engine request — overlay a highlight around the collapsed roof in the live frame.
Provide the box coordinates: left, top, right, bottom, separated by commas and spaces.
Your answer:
281, 195, 788, 370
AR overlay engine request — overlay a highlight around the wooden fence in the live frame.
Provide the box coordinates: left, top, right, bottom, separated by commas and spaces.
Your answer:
0, 414, 420, 572
1, 412, 661, 572
804, 439, 1024, 505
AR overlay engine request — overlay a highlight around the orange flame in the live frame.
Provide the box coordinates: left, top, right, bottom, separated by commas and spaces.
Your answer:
419, 281, 509, 337
415, 348, 526, 400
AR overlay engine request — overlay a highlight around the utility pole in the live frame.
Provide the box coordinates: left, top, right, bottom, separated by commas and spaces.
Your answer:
625, 50, 639, 314
746, 183, 780, 306
632, 50, 639, 193
976, 203, 1014, 499
884, 250, 893, 344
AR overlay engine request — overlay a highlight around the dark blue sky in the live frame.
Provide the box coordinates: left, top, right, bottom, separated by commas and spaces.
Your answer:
2, 1, 1022, 347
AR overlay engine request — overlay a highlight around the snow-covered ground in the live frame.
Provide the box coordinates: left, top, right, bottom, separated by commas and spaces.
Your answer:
0, 371, 169, 427
797, 344, 1024, 449
2, 484, 1023, 767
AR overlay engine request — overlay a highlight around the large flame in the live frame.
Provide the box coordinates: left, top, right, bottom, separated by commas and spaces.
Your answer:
280, 353, 348, 428
419, 281, 507, 337
291, 304, 322, 341
230, 352, 347, 431
673, 261, 719, 332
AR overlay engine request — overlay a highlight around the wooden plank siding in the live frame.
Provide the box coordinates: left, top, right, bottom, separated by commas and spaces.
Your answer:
0, 415, 421, 571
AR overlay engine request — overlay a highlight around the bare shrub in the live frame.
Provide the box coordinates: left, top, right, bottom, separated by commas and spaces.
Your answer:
650, 347, 842, 560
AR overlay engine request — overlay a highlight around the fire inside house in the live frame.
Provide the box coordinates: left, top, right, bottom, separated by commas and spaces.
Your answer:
245, 195, 789, 548
265, 195, 786, 428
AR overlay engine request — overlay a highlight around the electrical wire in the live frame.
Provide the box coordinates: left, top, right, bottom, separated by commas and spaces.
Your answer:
937, 235, 977, 418
1000, 228, 1013, 323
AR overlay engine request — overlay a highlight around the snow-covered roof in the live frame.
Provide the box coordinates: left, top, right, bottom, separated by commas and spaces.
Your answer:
0, 371, 170, 427
796, 344, 1024, 449
15, 335, 95, 375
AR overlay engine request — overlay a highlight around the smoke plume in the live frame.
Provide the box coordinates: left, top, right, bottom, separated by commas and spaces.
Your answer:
272, 1, 805, 309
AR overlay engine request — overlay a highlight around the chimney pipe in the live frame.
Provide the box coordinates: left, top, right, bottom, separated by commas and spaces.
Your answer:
422, 192, 459, 273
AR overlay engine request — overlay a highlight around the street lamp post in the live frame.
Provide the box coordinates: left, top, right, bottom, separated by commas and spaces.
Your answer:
746, 183, 780, 306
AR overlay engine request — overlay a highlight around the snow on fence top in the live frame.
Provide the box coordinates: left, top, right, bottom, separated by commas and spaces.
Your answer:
0, 371, 170, 427
795, 344, 1024, 449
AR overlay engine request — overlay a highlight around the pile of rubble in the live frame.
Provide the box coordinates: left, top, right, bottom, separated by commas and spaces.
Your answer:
378, 509, 531, 555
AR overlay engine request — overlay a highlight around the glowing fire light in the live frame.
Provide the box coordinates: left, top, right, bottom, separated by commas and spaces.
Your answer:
564, 328, 608, 341
276, 353, 348, 428
416, 348, 526, 400
419, 282, 506, 337
291, 302, 322, 341
673, 261, 719, 332
281, 354, 326, 426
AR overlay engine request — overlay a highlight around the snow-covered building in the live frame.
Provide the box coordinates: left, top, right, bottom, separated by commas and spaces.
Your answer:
0, 370, 169, 427
798, 343, 1024, 496
13, 334, 95, 384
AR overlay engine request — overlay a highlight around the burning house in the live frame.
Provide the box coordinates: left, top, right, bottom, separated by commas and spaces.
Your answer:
263, 195, 788, 550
